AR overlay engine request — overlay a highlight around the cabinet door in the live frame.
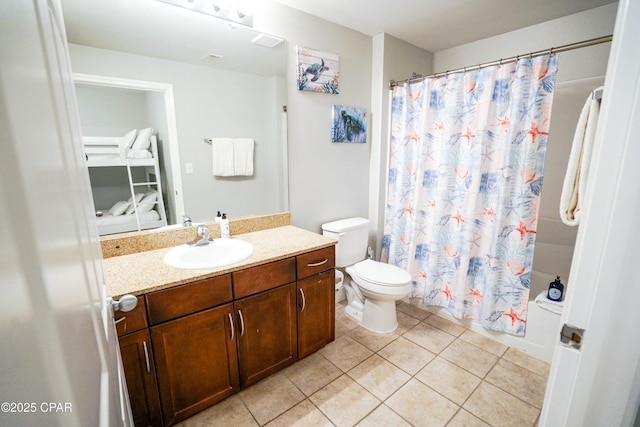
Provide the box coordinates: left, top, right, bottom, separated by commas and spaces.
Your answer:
235, 283, 297, 388
119, 329, 162, 427
297, 269, 336, 358
151, 303, 239, 426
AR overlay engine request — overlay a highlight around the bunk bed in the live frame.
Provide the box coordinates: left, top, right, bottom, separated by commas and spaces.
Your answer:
84, 132, 168, 235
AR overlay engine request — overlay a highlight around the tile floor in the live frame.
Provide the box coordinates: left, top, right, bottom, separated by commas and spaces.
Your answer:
176, 301, 550, 427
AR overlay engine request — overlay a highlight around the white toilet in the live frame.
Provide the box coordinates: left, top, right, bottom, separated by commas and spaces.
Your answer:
322, 217, 411, 333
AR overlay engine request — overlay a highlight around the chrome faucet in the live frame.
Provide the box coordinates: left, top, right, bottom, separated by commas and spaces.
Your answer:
182, 215, 193, 227
188, 225, 212, 246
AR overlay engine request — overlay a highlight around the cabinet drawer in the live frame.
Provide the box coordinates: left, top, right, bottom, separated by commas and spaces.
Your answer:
114, 296, 147, 337
232, 258, 296, 299
146, 275, 233, 325
296, 246, 335, 280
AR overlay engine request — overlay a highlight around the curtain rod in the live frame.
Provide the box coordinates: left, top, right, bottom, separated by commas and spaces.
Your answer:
389, 34, 613, 89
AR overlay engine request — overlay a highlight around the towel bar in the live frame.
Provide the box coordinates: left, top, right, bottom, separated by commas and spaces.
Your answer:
592, 88, 603, 101
204, 138, 256, 144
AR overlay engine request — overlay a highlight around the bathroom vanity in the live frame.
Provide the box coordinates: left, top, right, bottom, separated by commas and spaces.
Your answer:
107, 218, 336, 426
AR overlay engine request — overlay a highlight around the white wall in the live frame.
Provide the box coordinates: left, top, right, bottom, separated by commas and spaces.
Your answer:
434, 4, 617, 79
69, 44, 286, 223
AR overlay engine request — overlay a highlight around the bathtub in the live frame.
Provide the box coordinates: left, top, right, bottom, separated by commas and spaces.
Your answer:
415, 270, 563, 363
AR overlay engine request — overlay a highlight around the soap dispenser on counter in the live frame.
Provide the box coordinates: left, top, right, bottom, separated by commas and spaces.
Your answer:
220, 213, 230, 238
215, 211, 222, 224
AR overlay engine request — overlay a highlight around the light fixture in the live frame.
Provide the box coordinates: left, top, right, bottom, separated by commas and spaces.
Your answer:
155, 0, 254, 27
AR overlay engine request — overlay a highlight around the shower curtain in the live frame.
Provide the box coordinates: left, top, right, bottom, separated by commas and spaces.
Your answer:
382, 54, 558, 336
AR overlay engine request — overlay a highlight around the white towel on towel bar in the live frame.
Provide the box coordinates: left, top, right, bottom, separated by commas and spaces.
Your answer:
559, 86, 602, 226
211, 138, 235, 176
233, 138, 254, 176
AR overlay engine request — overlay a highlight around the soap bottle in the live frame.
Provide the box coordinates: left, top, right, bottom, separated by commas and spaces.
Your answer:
215, 211, 222, 224
220, 213, 230, 238
547, 276, 564, 302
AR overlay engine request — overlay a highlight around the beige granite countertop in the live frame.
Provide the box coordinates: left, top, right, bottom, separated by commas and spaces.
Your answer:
105, 225, 336, 297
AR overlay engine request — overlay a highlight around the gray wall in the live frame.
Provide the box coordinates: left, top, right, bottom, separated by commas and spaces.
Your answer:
255, 2, 373, 232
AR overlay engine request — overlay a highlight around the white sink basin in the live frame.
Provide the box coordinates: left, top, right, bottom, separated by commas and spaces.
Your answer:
163, 239, 254, 269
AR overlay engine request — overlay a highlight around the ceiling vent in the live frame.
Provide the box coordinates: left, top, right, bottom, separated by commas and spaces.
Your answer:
201, 53, 224, 62
251, 33, 284, 48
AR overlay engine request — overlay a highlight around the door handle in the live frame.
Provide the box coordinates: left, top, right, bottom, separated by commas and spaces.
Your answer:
228, 312, 235, 341
299, 288, 306, 312
110, 295, 137, 313
307, 259, 328, 267
142, 341, 151, 374
238, 310, 245, 337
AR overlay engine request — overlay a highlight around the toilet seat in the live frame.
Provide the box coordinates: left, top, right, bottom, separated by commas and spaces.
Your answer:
352, 259, 411, 288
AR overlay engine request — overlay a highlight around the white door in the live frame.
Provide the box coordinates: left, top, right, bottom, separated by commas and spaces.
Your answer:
540, 0, 640, 425
0, 1, 131, 426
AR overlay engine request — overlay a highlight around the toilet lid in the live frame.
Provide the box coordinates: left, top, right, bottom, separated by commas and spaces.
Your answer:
353, 259, 411, 287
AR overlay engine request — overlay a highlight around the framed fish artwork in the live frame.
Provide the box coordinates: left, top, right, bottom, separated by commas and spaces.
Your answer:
332, 105, 367, 143
296, 46, 339, 94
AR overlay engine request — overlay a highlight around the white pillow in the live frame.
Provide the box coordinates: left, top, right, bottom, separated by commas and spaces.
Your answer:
136, 201, 155, 214
121, 129, 137, 149
141, 190, 158, 203
108, 200, 129, 216
125, 194, 145, 214
131, 127, 153, 150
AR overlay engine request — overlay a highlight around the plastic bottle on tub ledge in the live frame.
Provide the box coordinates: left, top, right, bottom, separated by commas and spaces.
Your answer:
220, 213, 230, 238
547, 276, 565, 302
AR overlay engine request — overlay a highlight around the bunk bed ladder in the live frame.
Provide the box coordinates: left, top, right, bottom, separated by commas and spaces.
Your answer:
125, 135, 168, 231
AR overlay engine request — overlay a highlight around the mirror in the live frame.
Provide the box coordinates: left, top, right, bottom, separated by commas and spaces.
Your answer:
61, 0, 288, 235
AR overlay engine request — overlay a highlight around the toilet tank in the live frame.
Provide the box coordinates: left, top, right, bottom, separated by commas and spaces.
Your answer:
321, 217, 369, 267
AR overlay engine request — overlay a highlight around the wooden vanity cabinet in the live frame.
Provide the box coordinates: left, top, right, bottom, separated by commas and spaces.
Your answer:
150, 303, 239, 426
296, 246, 336, 358
114, 297, 163, 427
115, 244, 336, 426
146, 275, 237, 426
119, 329, 163, 427
232, 258, 298, 388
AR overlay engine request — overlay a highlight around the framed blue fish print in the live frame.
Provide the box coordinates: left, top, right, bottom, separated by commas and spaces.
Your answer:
296, 46, 339, 94
332, 105, 367, 143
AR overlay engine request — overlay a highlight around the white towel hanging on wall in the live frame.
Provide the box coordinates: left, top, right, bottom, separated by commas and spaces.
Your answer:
210, 137, 254, 177
233, 138, 254, 176
211, 138, 235, 176
559, 86, 602, 226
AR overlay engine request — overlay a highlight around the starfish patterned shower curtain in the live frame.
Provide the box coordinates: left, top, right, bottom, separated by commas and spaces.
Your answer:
381, 54, 558, 336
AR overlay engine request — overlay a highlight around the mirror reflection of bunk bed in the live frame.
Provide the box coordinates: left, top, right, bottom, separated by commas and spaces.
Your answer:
84, 132, 168, 235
